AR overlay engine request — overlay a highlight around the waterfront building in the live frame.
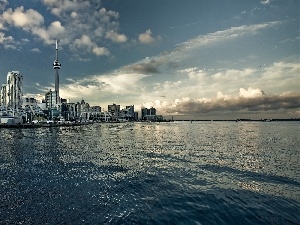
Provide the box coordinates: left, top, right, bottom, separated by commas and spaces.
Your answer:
144, 114, 163, 122
75, 102, 81, 118
21, 98, 45, 122
141, 107, 156, 120
126, 105, 134, 116
67, 103, 76, 119
6, 71, 23, 110
149, 107, 156, 116
119, 105, 135, 121
99, 111, 112, 122
81, 100, 90, 112
71, 100, 91, 121
141, 108, 147, 120
61, 102, 76, 120
59, 101, 91, 121
134, 112, 138, 121
108, 103, 120, 118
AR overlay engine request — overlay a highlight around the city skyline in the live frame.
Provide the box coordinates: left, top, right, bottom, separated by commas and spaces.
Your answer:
0, 0, 299, 120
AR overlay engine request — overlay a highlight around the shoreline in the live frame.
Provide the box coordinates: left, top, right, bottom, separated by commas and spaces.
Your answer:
0, 118, 299, 129
0, 121, 93, 129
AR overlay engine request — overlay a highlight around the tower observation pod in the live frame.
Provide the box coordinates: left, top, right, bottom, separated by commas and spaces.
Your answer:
53, 40, 61, 104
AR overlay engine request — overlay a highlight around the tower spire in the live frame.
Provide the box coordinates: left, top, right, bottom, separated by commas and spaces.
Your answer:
55, 39, 58, 59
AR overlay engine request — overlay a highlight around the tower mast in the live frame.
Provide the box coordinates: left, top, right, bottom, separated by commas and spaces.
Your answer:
53, 39, 61, 104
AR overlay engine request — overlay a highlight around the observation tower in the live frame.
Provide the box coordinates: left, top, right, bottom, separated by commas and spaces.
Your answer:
53, 40, 61, 104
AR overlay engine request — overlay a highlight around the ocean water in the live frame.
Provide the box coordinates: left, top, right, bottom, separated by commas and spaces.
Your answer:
0, 121, 299, 225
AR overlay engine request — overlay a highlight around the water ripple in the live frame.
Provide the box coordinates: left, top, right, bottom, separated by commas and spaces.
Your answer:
0, 122, 299, 224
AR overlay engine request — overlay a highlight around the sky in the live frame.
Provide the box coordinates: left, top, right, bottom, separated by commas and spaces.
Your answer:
0, 0, 299, 120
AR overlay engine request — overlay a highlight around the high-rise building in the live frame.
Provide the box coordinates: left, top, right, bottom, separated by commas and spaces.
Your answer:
149, 107, 156, 116
45, 89, 59, 109
119, 105, 135, 121
6, 71, 23, 109
126, 105, 134, 115
141, 107, 156, 120
0, 84, 7, 107
108, 103, 120, 117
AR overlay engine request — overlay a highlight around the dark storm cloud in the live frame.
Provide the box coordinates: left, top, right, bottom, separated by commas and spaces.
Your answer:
123, 59, 161, 74
165, 92, 300, 114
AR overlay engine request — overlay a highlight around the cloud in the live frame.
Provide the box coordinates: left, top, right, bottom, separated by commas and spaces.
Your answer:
47, 21, 65, 38
0, 0, 8, 11
73, 34, 110, 56
160, 90, 300, 115
133, 59, 299, 118
93, 73, 147, 94
175, 60, 299, 99
92, 46, 110, 56
1, 2, 126, 57
239, 87, 266, 98
123, 58, 161, 74
73, 34, 94, 49
59, 60, 298, 114
95, 27, 104, 37
57, 20, 292, 114
43, 0, 91, 17
251, 61, 300, 95
126, 21, 282, 77
105, 30, 127, 43
29, 21, 66, 44
61, 21, 296, 117
0, 31, 16, 49
98, 7, 119, 21
39, 55, 299, 118
19, 16, 296, 119
2, 6, 44, 28
1, 7, 66, 44
260, 0, 271, 5
30, 48, 41, 53
138, 29, 161, 44
0, 31, 11, 43
0, 22, 5, 30
59, 71, 148, 105
175, 21, 281, 52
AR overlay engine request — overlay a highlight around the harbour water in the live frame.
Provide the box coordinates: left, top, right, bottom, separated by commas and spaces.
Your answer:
0, 121, 299, 224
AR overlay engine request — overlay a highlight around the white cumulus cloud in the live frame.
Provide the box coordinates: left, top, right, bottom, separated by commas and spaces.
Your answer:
105, 30, 127, 43
73, 34, 109, 56
138, 29, 161, 44
0, 1, 127, 57
239, 87, 265, 98
2, 6, 44, 28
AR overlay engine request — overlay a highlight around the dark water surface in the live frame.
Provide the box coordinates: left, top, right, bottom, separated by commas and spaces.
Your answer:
0, 122, 299, 224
